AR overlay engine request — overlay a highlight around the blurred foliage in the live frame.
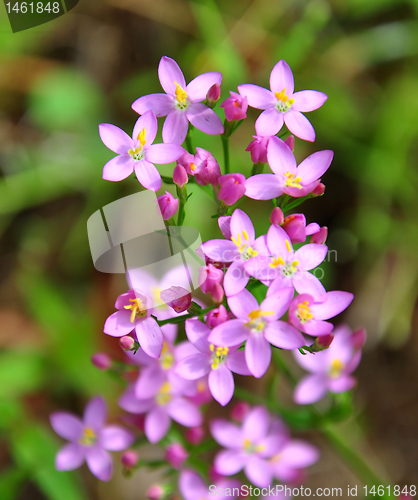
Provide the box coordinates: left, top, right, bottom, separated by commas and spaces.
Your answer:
1, 0, 418, 497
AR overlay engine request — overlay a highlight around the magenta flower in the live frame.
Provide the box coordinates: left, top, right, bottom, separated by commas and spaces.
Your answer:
245, 136, 333, 200
211, 406, 288, 487
178, 148, 221, 186
218, 173, 247, 206
157, 191, 179, 220
99, 110, 184, 191
132, 56, 224, 145
175, 318, 251, 406
208, 288, 304, 378
220, 91, 248, 122
160, 286, 192, 313
198, 263, 224, 296
206, 304, 229, 329
293, 325, 364, 404
238, 60, 327, 141
103, 289, 163, 359
165, 442, 189, 469
50, 396, 134, 481
179, 469, 241, 500
246, 135, 270, 164
282, 213, 321, 244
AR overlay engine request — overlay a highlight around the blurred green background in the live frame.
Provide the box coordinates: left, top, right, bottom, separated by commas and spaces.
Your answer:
1, 0, 418, 498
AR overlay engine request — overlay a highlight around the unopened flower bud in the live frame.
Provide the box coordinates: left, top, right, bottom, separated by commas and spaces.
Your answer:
121, 450, 139, 468
199, 263, 223, 294
120, 335, 135, 351
285, 135, 295, 151
231, 401, 250, 422
220, 91, 248, 122
147, 485, 164, 500
270, 207, 284, 226
173, 164, 188, 187
313, 333, 334, 351
164, 443, 189, 469
91, 353, 111, 370
206, 83, 221, 108
218, 173, 246, 206
310, 226, 328, 244
195, 148, 221, 186
312, 183, 325, 196
352, 328, 367, 351
157, 192, 179, 220
211, 283, 224, 304
283, 214, 307, 243
185, 426, 205, 444
160, 286, 192, 313
206, 305, 229, 328
246, 135, 269, 164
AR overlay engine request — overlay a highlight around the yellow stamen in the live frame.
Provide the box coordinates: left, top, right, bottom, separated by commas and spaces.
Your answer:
270, 256, 285, 268
124, 297, 147, 323
175, 81, 188, 104
284, 172, 302, 189
247, 309, 274, 321
79, 427, 96, 446
285, 239, 292, 252
210, 344, 229, 370
242, 230, 249, 241
275, 89, 288, 103
160, 342, 174, 370
190, 162, 197, 171
329, 359, 345, 378
156, 382, 172, 405
137, 128, 146, 149
243, 438, 252, 450
297, 301, 314, 323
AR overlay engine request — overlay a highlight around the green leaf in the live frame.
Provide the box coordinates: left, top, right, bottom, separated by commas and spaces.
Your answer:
0, 350, 45, 399
0, 468, 27, 500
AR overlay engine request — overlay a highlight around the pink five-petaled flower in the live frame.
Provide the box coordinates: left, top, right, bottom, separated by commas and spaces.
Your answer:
245, 136, 333, 200
175, 318, 251, 406
202, 209, 267, 296
220, 91, 248, 122
132, 56, 224, 145
208, 288, 305, 378
293, 325, 364, 404
211, 406, 287, 488
50, 396, 134, 481
157, 191, 179, 220
99, 110, 184, 191
179, 469, 241, 500
103, 289, 163, 359
238, 60, 327, 141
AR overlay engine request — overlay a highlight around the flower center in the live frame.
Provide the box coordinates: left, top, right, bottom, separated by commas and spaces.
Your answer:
160, 342, 174, 370
209, 344, 229, 370
296, 301, 314, 323
124, 297, 147, 323
245, 309, 274, 332
79, 427, 96, 446
284, 171, 302, 189
275, 88, 294, 113
329, 359, 345, 378
282, 260, 299, 277
174, 81, 188, 110
242, 438, 265, 454
128, 128, 146, 161
231, 231, 258, 260
156, 382, 172, 406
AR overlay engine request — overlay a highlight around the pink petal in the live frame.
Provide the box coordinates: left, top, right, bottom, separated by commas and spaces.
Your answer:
186, 103, 224, 135
201, 239, 239, 262
132, 93, 174, 117
99, 123, 132, 154
218, 216, 232, 239
231, 208, 255, 243
118, 387, 154, 414
311, 291, 354, 320
134, 160, 162, 191
267, 136, 297, 176
243, 256, 275, 283
186, 72, 222, 102
293, 348, 326, 373
261, 287, 294, 320
85, 447, 112, 481
267, 223, 293, 256
284, 110, 315, 142
264, 321, 305, 349
208, 365, 234, 406
245, 174, 284, 200
146, 143, 184, 164
102, 155, 135, 182
292, 90, 327, 112
228, 289, 259, 319
243, 406, 270, 441
145, 406, 171, 443
224, 261, 250, 296
294, 243, 328, 271
293, 271, 326, 300
179, 470, 209, 500
50, 413, 83, 441
245, 455, 273, 488
132, 110, 158, 145
135, 365, 165, 399
83, 396, 107, 430
55, 443, 85, 471
158, 56, 185, 96
280, 440, 319, 467
208, 319, 248, 347
255, 108, 284, 137
211, 419, 243, 448
162, 110, 189, 145
185, 319, 211, 353
104, 311, 134, 337
328, 375, 356, 393
175, 353, 211, 380
166, 397, 202, 427
258, 434, 288, 458
294, 374, 328, 404
226, 350, 251, 376
297, 150, 334, 184
246, 334, 271, 378
237, 84, 275, 109
214, 450, 247, 475
135, 317, 163, 359
269, 60, 294, 95
99, 425, 134, 451
303, 319, 334, 337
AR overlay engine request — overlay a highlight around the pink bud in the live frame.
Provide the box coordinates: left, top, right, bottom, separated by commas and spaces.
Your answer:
231, 401, 250, 422
147, 485, 164, 500
198, 263, 223, 294
173, 164, 188, 187
121, 450, 139, 468
91, 353, 111, 370
220, 91, 248, 122
185, 426, 205, 444
160, 286, 192, 313
351, 328, 367, 351
285, 135, 295, 151
270, 207, 284, 226
194, 148, 221, 186
206, 305, 229, 328
209, 466, 224, 484
206, 83, 221, 105
218, 215, 232, 239
164, 443, 189, 469
313, 333, 334, 351
246, 135, 269, 164
119, 335, 135, 351
282, 214, 307, 243
218, 173, 246, 206
209, 283, 223, 304
156, 192, 179, 220
310, 226, 328, 244
312, 183, 325, 196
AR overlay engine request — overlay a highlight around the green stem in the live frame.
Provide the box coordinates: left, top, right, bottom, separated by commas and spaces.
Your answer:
176, 185, 187, 226
185, 128, 194, 153
221, 135, 230, 174
153, 306, 215, 326
251, 162, 264, 176
282, 194, 313, 214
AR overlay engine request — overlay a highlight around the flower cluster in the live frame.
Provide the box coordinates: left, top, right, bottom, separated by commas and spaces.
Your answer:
51, 56, 366, 498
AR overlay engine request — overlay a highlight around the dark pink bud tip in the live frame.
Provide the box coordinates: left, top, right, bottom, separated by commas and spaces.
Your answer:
312, 182, 325, 196
207, 83, 221, 104
185, 426, 205, 444
91, 353, 111, 370
121, 450, 139, 468
164, 443, 189, 469
119, 336, 135, 351
310, 226, 328, 244
147, 485, 164, 500
313, 333, 334, 351
270, 207, 284, 226
231, 401, 250, 422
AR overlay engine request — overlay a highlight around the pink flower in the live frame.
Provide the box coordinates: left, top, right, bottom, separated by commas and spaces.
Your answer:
99, 111, 184, 191
103, 289, 163, 359
208, 288, 304, 378
121, 450, 138, 468
245, 136, 333, 200
310, 226, 328, 244
220, 91, 248, 121
178, 148, 221, 186
175, 318, 251, 406
282, 213, 322, 244
198, 263, 224, 295
50, 396, 134, 481
218, 173, 247, 206
185, 426, 205, 444
179, 469, 241, 500
230, 401, 250, 422
293, 325, 364, 404
165, 442, 189, 469
160, 286, 192, 313
157, 191, 179, 220
206, 305, 229, 329
91, 353, 111, 370
238, 60, 327, 141
132, 56, 224, 145
246, 135, 270, 164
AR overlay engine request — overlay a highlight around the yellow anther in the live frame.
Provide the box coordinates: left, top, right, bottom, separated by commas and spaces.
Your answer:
209, 344, 215, 352
137, 128, 146, 149
156, 382, 172, 405
297, 301, 314, 323
160, 342, 174, 370
124, 297, 147, 323
247, 309, 274, 321
243, 438, 252, 450
79, 427, 96, 446
284, 173, 302, 189
292, 260, 299, 267
243, 230, 249, 241
174, 81, 188, 104
288, 98, 295, 104
285, 239, 292, 252
190, 162, 197, 171
270, 256, 285, 268
211, 345, 229, 370
275, 89, 288, 102
329, 359, 345, 378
